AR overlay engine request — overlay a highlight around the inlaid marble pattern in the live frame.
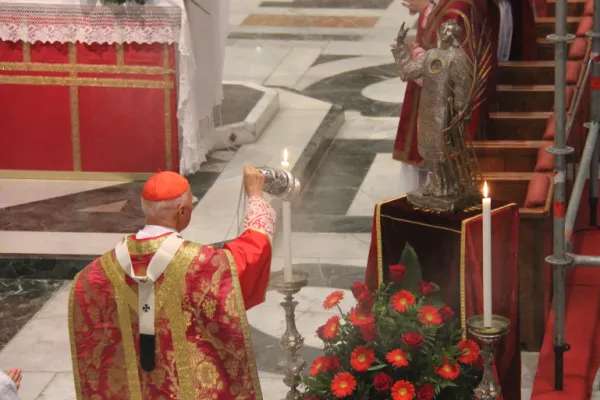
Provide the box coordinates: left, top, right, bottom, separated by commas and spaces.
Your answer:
302, 63, 401, 117
0, 279, 64, 350
293, 139, 394, 233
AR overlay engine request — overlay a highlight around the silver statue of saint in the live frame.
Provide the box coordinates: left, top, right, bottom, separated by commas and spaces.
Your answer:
392, 20, 485, 212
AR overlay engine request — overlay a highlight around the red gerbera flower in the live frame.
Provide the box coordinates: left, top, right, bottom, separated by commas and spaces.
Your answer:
320, 315, 341, 340
417, 305, 442, 325
349, 306, 375, 326
350, 346, 375, 371
436, 358, 461, 380
331, 372, 357, 398
391, 380, 416, 400
386, 349, 409, 367
310, 356, 327, 376
391, 290, 415, 313
323, 290, 344, 310
457, 339, 480, 364
373, 373, 393, 391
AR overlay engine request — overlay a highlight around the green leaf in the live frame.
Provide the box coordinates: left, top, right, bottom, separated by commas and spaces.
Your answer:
399, 243, 422, 292
367, 364, 387, 372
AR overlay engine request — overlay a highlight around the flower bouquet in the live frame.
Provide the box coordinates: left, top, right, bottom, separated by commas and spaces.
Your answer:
298, 244, 482, 400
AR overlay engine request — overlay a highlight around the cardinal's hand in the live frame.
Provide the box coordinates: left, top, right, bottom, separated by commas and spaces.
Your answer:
244, 165, 265, 198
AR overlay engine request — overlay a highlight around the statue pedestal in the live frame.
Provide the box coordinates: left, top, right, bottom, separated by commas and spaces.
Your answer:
365, 196, 521, 400
407, 188, 481, 212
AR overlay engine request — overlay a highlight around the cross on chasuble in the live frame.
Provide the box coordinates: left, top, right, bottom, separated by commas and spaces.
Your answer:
69, 196, 275, 400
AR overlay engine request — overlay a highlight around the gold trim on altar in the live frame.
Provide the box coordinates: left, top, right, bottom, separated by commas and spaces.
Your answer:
0, 41, 176, 178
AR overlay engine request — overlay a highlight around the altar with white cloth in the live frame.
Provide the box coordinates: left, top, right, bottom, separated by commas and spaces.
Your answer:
0, 0, 227, 177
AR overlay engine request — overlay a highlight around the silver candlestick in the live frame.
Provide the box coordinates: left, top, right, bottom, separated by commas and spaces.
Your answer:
467, 315, 511, 400
271, 270, 309, 400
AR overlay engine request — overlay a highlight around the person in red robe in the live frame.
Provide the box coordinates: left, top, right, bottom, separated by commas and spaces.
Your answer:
69, 167, 275, 400
393, 0, 492, 170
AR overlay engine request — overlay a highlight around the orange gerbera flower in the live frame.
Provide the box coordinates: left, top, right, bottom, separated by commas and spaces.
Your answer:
321, 316, 341, 340
390, 380, 415, 400
310, 356, 327, 376
349, 307, 375, 326
390, 290, 415, 313
417, 305, 442, 325
386, 349, 409, 368
350, 346, 375, 371
323, 290, 344, 310
458, 339, 480, 364
331, 372, 357, 398
436, 358, 461, 380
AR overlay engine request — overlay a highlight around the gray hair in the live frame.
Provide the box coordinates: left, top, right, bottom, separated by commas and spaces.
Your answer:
141, 189, 192, 218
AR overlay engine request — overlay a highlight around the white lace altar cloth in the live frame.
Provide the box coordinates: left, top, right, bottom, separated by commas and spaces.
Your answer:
0, 0, 226, 175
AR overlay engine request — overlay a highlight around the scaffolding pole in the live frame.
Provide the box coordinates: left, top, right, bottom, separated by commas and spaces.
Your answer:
565, 123, 599, 243
546, 0, 575, 390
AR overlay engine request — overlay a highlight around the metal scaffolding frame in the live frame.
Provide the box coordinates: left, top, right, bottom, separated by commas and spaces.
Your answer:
547, 0, 600, 390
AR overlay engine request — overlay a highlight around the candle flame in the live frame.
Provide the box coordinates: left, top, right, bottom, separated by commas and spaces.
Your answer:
483, 181, 489, 198
283, 148, 289, 162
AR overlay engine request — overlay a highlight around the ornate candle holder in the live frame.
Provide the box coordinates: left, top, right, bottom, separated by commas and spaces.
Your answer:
467, 315, 511, 400
271, 270, 309, 400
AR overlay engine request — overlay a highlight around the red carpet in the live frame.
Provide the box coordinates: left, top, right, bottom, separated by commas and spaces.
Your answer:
531, 182, 600, 399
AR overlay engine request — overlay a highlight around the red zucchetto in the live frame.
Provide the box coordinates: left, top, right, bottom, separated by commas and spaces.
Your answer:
141, 171, 190, 201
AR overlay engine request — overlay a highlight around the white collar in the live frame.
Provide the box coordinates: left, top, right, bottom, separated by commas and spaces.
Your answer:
136, 225, 178, 239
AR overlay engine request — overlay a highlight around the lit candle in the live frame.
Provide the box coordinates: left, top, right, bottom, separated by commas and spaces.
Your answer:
482, 181, 492, 328
281, 148, 293, 282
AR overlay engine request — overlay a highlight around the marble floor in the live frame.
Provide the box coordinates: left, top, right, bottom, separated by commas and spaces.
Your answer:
0, 0, 598, 399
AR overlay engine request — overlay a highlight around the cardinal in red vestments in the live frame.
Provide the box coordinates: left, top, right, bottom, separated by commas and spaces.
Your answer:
69, 167, 275, 400
393, 0, 493, 168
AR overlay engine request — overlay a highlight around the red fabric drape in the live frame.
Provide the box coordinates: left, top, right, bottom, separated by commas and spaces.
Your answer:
365, 197, 520, 399
0, 41, 179, 173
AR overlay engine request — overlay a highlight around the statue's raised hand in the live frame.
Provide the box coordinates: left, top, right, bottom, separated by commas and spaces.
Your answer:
396, 23, 410, 47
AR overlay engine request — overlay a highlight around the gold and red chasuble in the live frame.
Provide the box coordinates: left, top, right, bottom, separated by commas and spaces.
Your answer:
69, 230, 271, 400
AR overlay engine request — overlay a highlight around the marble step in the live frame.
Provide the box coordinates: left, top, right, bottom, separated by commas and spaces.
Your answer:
546, 0, 587, 17
498, 60, 583, 86
496, 85, 575, 113
474, 140, 549, 173
488, 111, 552, 141
214, 82, 280, 150
535, 16, 581, 37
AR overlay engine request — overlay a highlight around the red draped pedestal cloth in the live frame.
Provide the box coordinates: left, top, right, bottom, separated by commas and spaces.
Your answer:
365, 196, 521, 400
0, 41, 179, 176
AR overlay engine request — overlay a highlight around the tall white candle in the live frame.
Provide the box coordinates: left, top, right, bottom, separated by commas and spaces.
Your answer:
281, 149, 293, 282
482, 181, 492, 328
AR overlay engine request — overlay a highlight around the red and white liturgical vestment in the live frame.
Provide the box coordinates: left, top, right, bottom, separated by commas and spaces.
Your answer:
69, 196, 275, 400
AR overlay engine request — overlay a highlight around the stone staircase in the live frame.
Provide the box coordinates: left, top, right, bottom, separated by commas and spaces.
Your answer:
474, 0, 592, 351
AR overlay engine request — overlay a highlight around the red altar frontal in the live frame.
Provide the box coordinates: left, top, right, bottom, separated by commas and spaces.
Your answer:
0, 41, 178, 177
365, 197, 521, 400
